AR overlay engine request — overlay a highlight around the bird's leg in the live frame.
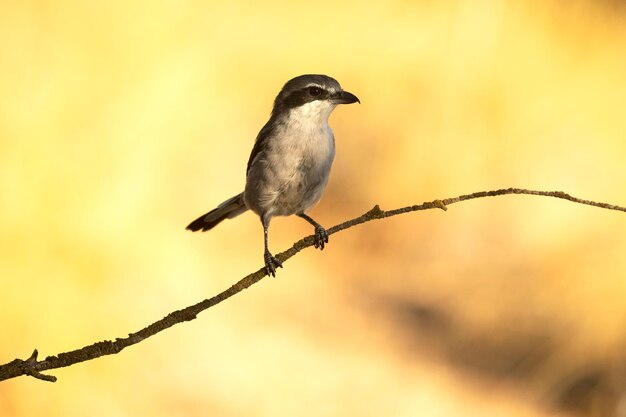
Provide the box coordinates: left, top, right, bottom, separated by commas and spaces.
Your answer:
262, 219, 282, 277
297, 213, 329, 250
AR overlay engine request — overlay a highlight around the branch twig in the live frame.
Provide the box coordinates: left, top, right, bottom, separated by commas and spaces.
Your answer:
1, 188, 624, 383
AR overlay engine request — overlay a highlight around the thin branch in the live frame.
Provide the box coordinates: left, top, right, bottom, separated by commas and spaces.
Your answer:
1, 188, 624, 383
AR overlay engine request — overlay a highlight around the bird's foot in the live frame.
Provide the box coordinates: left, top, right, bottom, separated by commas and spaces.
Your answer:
264, 250, 283, 277
313, 225, 329, 250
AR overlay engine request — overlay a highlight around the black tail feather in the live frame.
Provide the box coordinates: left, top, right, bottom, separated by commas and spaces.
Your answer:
186, 208, 225, 232
186, 192, 247, 232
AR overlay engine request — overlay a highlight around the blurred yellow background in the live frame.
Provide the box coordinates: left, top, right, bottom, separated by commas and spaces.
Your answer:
1, 0, 626, 416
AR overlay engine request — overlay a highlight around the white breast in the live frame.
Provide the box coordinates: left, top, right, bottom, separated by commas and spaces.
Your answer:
250, 100, 337, 217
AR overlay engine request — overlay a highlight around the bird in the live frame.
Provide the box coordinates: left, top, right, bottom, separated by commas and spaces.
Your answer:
186, 74, 359, 276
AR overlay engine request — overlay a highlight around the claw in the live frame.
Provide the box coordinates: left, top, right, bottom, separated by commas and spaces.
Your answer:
264, 250, 283, 277
313, 225, 329, 250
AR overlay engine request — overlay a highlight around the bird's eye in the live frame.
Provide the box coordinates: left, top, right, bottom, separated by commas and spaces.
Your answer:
309, 86, 322, 97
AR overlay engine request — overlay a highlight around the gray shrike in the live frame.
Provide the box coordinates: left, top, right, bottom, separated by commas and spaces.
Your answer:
187, 74, 359, 276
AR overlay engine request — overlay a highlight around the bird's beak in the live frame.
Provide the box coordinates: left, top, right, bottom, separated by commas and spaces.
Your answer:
331, 90, 360, 105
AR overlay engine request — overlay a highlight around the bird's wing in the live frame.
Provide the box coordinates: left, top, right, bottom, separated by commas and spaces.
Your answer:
246, 117, 278, 175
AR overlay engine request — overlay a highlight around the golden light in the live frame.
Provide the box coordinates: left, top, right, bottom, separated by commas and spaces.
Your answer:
1, 1, 625, 416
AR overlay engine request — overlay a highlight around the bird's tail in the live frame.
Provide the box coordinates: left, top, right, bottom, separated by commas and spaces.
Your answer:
186, 192, 248, 232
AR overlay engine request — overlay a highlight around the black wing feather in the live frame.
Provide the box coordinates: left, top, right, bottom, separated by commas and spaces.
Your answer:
246, 117, 279, 174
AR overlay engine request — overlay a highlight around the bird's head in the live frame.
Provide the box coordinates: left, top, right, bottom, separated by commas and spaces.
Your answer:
271, 74, 359, 122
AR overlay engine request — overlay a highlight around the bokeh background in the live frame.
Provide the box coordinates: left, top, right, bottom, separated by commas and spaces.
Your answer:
1, 0, 626, 416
